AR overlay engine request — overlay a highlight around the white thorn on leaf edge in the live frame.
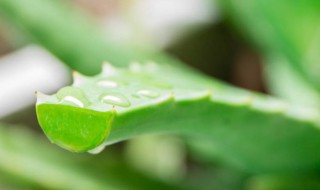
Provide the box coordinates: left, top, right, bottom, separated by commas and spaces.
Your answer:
72, 71, 88, 86
102, 61, 117, 76
35, 91, 50, 104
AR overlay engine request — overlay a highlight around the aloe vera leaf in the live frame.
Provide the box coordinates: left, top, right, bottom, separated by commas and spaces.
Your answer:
247, 174, 320, 190
0, 170, 40, 190
0, 124, 188, 190
36, 62, 320, 173
220, 0, 320, 90
0, 125, 111, 189
264, 55, 320, 107
125, 135, 186, 182
0, 0, 202, 78
0, 0, 155, 75
0, 0, 214, 86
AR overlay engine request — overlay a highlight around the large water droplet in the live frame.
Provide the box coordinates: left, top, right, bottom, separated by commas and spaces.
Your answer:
137, 89, 159, 98
97, 79, 118, 88
62, 96, 85, 107
100, 93, 130, 107
56, 86, 90, 107
88, 144, 105, 154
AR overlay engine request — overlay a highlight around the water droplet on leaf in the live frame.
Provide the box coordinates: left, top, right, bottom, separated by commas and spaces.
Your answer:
100, 93, 130, 107
56, 87, 90, 107
62, 96, 85, 107
137, 89, 159, 98
97, 80, 118, 88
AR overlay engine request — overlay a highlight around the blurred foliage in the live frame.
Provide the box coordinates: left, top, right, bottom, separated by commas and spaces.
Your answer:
0, 0, 151, 75
0, 123, 189, 190
247, 174, 320, 190
220, 0, 320, 92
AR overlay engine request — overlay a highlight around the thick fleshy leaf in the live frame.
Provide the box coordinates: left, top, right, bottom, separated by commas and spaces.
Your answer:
37, 62, 320, 173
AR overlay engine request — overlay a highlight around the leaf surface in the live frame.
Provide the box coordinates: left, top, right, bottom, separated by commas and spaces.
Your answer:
37, 62, 320, 173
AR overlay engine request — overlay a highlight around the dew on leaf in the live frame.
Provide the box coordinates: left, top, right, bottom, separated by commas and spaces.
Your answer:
97, 79, 118, 88
56, 86, 90, 107
137, 89, 159, 98
62, 96, 85, 107
100, 93, 131, 107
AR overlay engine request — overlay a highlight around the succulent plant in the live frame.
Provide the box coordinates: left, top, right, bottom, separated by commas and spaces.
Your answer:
2, 1, 320, 188
36, 61, 320, 173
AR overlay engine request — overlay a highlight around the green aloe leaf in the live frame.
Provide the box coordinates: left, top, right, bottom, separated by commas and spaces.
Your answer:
220, 0, 320, 90
36, 62, 320, 173
0, 123, 188, 190
0, 0, 153, 75
264, 55, 320, 107
247, 174, 320, 190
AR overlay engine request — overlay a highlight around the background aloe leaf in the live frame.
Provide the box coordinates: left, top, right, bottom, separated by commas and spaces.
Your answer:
36, 62, 320, 173
220, 0, 320, 90
247, 174, 320, 190
264, 55, 320, 107
125, 134, 186, 182
0, 0, 155, 75
0, 123, 188, 190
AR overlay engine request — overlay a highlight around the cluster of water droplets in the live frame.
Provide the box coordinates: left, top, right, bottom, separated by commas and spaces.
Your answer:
53, 64, 174, 110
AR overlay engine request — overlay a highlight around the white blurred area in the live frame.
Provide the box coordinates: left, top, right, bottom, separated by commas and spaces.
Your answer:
103, 0, 219, 48
0, 46, 70, 118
